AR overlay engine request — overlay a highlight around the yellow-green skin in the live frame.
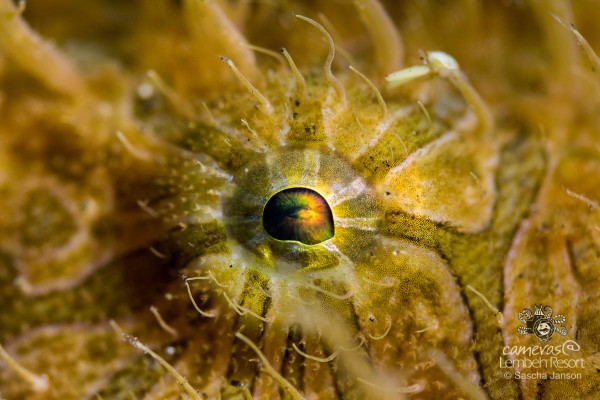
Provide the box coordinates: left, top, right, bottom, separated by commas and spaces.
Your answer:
0, 1, 599, 399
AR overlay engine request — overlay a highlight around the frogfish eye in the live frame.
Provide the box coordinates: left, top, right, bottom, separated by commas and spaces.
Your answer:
262, 187, 334, 245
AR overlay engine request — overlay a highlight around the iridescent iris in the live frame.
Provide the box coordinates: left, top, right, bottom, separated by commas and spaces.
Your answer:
262, 188, 334, 245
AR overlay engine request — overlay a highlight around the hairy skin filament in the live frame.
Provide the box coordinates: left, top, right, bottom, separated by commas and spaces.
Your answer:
0, 0, 85, 94
352, 0, 404, 76
246, 44, 286, 67
109, 321, 201, 400
417, 100, 432, 130
292, 342, 338, 363
220, 56, 274, 114
146, 70, 196, 119
386, 51, 493, 134
149, 306, 179, 337
235, 332, 306, 400
0, 343, 48, 393
356, 377, 422, 395
427, 349, 488, 400
281, 47, 308, 100
467, 285, 504, 326
564, 187, 599, 210
184, 279, 216, 318
367, 314, 393, 340
183, 0, 257, 83
222, 292, 270, 323
295, 14, 347, 107
349, 65, 388, 119
115, 131, 155, 162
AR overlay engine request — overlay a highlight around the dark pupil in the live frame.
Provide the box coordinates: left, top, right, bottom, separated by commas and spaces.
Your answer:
262, 187, 334, 245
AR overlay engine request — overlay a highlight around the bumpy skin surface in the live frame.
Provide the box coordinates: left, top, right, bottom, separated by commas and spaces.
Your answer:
0, 1, 599, 399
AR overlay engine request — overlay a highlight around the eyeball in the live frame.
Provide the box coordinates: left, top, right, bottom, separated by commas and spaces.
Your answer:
262, 187, 334, 245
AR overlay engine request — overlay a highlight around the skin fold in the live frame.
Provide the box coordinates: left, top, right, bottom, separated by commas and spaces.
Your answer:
0, 1, 599, 399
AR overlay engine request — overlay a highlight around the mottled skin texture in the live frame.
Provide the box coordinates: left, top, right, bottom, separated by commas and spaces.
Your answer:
0, 1, 599, 399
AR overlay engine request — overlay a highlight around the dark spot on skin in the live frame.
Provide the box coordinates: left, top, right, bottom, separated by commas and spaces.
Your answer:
304, 125, 316, 134
138, 98, 155, 113
295, 99, 300, 106
385, 192, 390, 196
369, 317, 375, 322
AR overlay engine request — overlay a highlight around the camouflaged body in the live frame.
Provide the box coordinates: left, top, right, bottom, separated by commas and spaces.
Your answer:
0, 1, 599, 399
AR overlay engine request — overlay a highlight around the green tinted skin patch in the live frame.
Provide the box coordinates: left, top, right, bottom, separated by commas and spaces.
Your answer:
262, 187, 334, 245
